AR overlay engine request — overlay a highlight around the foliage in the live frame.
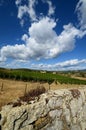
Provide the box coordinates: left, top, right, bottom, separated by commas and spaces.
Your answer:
20, 86, 46, 102
0, 68, 86, 85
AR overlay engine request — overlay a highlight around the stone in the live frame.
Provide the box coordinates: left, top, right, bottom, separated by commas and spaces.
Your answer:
49, 109, 62, 119
1, 87, 86, 130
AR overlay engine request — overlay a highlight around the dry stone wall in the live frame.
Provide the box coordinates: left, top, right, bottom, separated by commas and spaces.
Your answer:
0, 87, 86, 130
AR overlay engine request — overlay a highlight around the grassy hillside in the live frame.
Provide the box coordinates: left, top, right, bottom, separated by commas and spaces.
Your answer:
0, 68, 86, 84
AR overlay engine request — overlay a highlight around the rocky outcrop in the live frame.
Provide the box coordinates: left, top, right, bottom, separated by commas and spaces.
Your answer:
0, 87, 86, 130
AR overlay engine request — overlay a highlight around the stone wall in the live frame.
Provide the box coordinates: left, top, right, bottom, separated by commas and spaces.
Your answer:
0, 87, 86, 130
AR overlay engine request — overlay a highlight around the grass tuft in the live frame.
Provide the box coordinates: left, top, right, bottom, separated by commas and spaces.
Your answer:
70, 89, 80, 99
20, 86, 46, 102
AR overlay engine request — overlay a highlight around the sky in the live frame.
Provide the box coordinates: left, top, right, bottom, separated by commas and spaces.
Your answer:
0, 0, 86, 71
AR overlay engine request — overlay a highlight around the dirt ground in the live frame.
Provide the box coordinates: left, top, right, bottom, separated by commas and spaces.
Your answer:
0, 78, 86, 110
71, 76, 86, 80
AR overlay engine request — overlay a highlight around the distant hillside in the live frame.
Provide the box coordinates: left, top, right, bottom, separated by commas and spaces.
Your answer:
0, 68, 86, 84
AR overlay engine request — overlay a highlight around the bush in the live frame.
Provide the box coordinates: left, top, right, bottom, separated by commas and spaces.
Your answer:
20, 86, 46, 102
13, 101, 22, 107
70, 89, 80, 98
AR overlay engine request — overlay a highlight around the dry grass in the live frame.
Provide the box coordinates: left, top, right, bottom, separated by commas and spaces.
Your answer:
70, 89, 80, 99
20, 86, 46, 103
0, 78, 85, 110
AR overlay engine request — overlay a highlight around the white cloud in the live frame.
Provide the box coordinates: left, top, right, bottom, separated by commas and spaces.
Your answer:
24, 18, 81, 59
0, 0, 86, 70
15, 0, 21, 6
28, 0, 37, 21
16, 0, 55, 25
1, 58, 86, 70
0, 17, 82, 62
20, 19, 25, 27
0, 44, 27, 62
47, 0, 55, 16
16, 0, 37, 23
55, 59, 86, 68
42, 0, 55, 16
17, 5, 28, 19
31, 59, 86, 71
5, 59, 29, 68
76, 0, 86, 29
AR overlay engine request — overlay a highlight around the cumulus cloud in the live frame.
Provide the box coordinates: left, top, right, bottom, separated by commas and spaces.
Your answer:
0, 17, 82, 62
0, 0, 86, 70
0, 44, 26, 62
76, 0, 86, 29
27, 20, 81, 59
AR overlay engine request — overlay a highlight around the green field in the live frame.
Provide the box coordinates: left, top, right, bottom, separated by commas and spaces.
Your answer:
0, 68, 86, 85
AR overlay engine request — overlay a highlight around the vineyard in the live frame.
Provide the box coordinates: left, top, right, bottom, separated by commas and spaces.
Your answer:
0, 68, 86, 85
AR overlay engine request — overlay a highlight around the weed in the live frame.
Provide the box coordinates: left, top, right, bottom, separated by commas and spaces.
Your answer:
12, 101, 22, 107
70, 89, 80, 99
20, 86, 46, 102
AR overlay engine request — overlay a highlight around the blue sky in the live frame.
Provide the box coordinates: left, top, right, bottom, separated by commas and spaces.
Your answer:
0, 0, 86, 70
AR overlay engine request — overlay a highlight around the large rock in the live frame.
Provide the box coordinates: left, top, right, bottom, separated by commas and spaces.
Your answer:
0, 87, 86, 130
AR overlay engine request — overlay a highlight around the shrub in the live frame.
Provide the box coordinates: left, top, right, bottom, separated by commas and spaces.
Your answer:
13, 101, 22, 107
70, 89, 80, 99
20, 86, 46, 102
